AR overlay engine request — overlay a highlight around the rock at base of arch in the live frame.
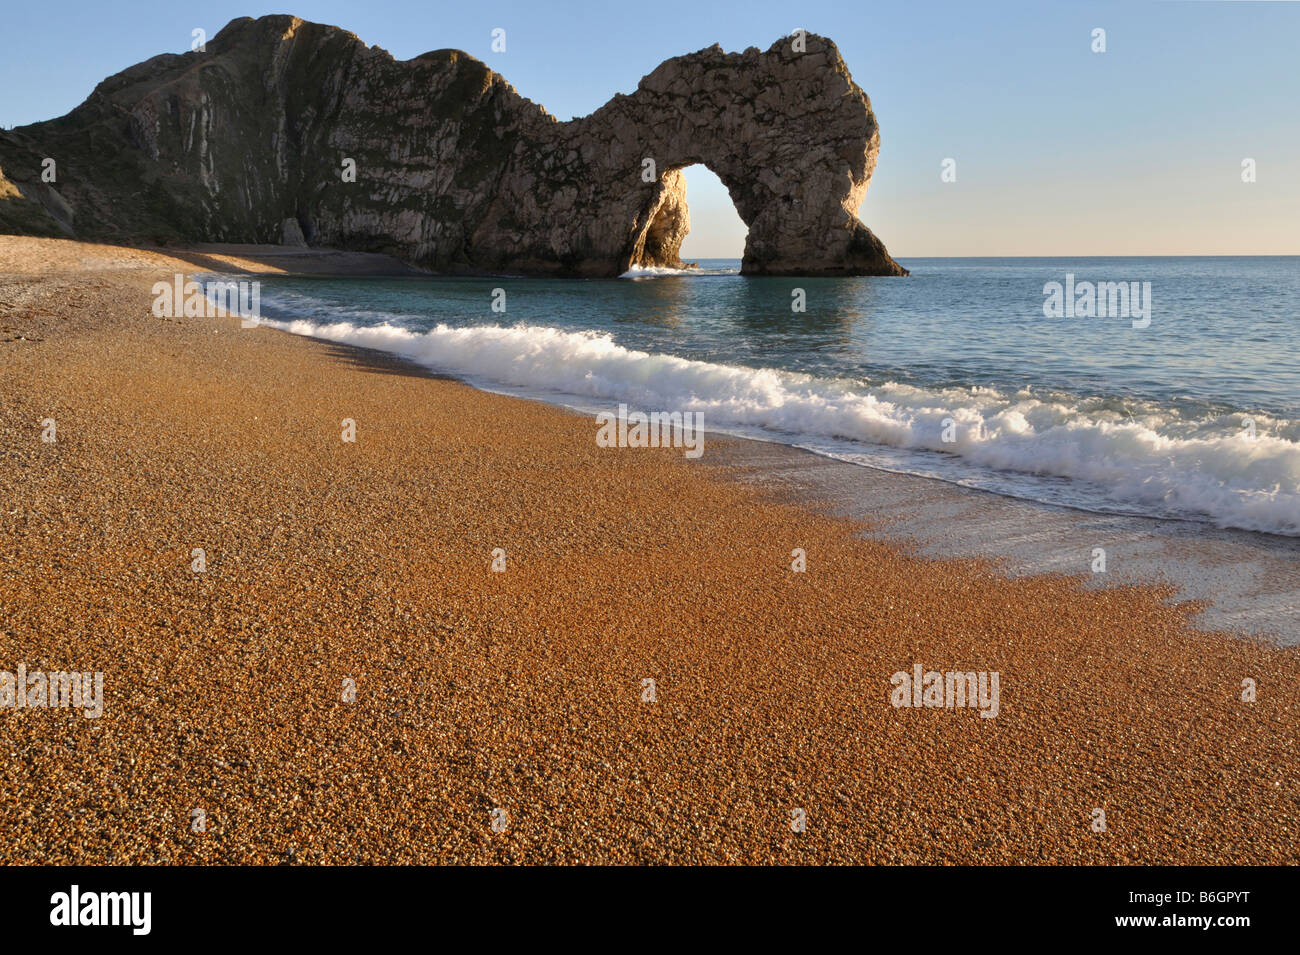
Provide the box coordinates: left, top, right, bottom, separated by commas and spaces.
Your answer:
629, 169, 692, 270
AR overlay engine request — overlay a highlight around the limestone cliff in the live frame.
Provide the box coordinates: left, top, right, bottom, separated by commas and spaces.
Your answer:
0, 15, 907, 276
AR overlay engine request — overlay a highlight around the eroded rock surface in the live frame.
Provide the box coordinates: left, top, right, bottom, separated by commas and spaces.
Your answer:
0, 15, 906, 276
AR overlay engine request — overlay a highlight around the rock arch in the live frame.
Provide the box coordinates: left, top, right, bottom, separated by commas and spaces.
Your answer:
0, 17, 906, 277
490, 33, 906, 276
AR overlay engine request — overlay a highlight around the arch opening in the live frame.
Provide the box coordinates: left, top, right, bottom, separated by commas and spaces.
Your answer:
628, 163, 749, 271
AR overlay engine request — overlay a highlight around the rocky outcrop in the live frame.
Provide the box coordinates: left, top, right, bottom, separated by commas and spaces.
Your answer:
629, 169, 692, 270
0, 167, 72, 238
0, 15, 906, 276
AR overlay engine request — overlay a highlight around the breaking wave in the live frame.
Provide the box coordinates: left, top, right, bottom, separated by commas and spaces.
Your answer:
620, 263, 740, 277
257, 317, 1300, 536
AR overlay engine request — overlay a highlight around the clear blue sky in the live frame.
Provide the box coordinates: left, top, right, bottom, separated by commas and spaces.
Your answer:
2, 0, 1297, 256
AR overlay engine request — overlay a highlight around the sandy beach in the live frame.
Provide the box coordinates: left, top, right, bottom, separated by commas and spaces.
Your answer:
1, 237, 1297, 865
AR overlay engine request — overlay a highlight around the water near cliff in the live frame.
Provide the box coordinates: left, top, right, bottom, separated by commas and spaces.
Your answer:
242, 256, 1300, 537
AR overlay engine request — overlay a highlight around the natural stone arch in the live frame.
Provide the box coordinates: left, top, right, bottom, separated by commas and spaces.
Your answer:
494, 33, 906, 276
0, 17, 906, 277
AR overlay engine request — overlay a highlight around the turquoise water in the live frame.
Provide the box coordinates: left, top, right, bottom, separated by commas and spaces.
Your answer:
243, 256, 1300, 535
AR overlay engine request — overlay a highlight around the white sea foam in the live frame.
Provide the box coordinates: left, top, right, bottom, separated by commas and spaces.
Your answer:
619, 264, 739, 277
260, 317, 1300, 536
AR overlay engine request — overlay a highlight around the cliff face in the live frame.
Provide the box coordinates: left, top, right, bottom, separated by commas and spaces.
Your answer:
0, 15, 907, 276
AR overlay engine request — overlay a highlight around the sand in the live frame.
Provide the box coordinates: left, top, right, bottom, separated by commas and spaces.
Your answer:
711, 437, 1300, 645
1, 237, 1297, 864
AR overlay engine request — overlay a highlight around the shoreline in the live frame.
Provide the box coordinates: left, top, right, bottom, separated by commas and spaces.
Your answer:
282, 341, 1300, 646
705, 436, 1300, 646
2, 238, 1297, 864
229, 258, 1298, 645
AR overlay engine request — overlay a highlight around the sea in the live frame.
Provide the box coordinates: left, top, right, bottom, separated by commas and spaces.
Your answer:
236, 256, 1300, 538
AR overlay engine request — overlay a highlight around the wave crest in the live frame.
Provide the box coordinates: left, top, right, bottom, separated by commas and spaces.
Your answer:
263, 317, 1300, 536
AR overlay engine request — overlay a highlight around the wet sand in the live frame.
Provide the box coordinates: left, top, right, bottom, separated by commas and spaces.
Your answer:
707, 438, 1300, 645
1, 237, 1297, 864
